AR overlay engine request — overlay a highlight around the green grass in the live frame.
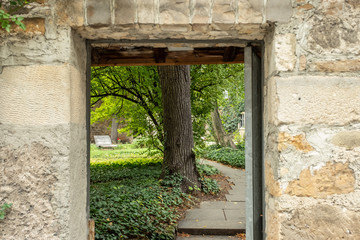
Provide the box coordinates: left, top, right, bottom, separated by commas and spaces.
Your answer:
201, 144, 245, 168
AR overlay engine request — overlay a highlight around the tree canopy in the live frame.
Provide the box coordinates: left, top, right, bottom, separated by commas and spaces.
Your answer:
91, 64, 244, 152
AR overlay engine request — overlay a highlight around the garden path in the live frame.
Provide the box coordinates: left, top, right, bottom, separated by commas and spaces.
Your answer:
177, 159, 246, 238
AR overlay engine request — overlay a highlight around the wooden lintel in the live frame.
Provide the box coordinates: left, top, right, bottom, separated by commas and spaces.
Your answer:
91, 47, 245, 66
223, 47, 238, 62
153, 48, 168, 63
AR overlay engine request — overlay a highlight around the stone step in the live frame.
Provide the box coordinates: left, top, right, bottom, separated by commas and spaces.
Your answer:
177, 208, 246, 235
176, 235, 243, 240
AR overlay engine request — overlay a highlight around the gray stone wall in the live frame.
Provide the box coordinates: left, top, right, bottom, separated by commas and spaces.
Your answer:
263, 1, 360, 239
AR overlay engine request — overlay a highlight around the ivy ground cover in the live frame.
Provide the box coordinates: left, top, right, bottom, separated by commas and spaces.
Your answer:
90, 144, 194, 240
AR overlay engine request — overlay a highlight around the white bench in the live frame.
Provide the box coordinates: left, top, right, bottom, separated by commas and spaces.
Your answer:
94, 135, 117, 149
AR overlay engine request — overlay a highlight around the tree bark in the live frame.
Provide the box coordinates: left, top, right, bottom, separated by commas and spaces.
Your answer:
110, 116, 119, 144
211, 101, 237, 149
158, 65, 201, 192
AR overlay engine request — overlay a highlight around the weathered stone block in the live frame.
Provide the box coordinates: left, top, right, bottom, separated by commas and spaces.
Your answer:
275, 76, 360, 125
265, 161, 281, 197
137, 0, 157, 24
278, 132, 314, 153
0, 143, 59, 239
285, 162, 355, 198
0, 64, 84, 125
56, 1, 85, 26
274, 33, 296, 71
266, 0, 292, 23
86, 0, 111, 26
332, 131, 360, 149
159, 0, 190, 25
282, 205, 360, 238
191, 0, 211, 24
238, 0, 263, 23
114, 0, 137, 25
212, 0, 236, 24
315, 59, 360, 72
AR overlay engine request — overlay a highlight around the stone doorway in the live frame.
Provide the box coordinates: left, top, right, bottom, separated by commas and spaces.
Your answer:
86, 41, 264, 239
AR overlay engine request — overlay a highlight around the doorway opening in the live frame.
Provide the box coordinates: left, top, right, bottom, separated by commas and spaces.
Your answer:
86, 41, 264, 239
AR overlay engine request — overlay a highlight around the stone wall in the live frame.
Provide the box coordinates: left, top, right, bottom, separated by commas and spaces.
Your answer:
0, 1, 88, 238
1, 0, 360, 239
263, 1, 360, 239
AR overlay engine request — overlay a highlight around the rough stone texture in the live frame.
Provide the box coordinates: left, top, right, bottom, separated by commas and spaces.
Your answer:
238, 0, 263, 23
212, 0, 237, 24
265, 160, 281, 197
278, 132, 314, 153
266, 0, 292, 22
114, 0, 137, 25
332, 131, 360, 150
86, 0, 111, 26
159, 0, 190, 25
275, 76, 360, 125
285, 162, 355, 198
316, 59, 360, 72
137, 0, 157, 24
281, 204, 360, 239
191, 0, 211, 24
273, 33, 296, 71
0, 64, 82, 125
0, 143, 59, 239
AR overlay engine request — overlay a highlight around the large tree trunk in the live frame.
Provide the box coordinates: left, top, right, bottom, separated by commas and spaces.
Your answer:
158, 65, 200, 192
110, 116, 119, 144
211, 101, 237, 149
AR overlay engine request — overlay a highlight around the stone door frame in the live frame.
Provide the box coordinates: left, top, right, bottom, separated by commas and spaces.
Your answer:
85, 40, 264, 239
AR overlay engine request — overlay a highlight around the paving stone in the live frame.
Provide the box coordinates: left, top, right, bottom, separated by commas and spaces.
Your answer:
226, 193, 246, 202
200, 201, 245, 210
183, 209, 225, 221
178, 220, 245, 235
177, 236, 240, 240
224, 210, 246, 221
177, 159, 247, 235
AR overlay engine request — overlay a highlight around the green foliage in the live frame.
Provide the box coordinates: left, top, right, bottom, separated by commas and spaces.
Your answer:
0, 202, 12, 220
199, 177, 219, 194
90, 149, 194, 239
0, 0, 33, 32
196, 162, 220, 176
91, 64, 245, 152
201, 144, 245, 168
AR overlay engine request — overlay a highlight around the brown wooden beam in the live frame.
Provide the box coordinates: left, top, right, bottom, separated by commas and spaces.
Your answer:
91, 47, 244, 66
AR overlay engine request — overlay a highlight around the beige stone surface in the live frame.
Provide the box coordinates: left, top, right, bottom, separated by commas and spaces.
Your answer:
332, 131, 360, 150
275, 76, 360, 125
114, 0, 137, 25
0, 64, 85, 125
266, 208, 280, 240
212, 0, 236, 24
285, 162, 355, 198
0, 143, 60, 240
191, 0, 211, 24
274, 33, 296, 71
265, 160, 282, 197
281, 204, 360, 239
278, 132, 314, 153
159, 0, 190, 25
315, 59, 360, 72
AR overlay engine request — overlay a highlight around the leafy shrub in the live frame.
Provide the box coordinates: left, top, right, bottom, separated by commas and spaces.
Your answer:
201, 145, 245, 168
90, 162, 194, 240
200, 177, 220, 194
196, 162, 220, 176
